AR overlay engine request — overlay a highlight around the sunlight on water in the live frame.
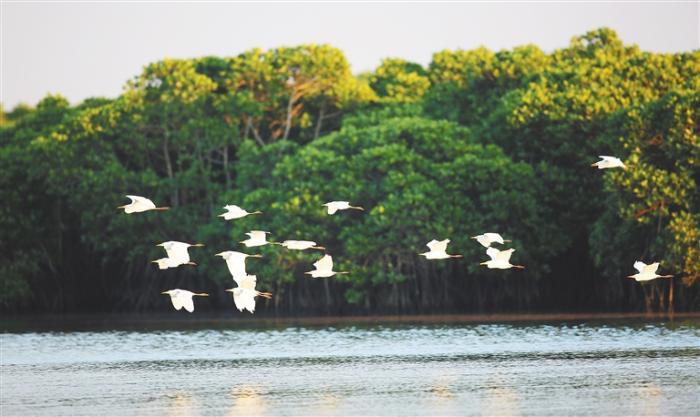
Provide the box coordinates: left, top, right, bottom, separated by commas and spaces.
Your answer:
1, 319, 699, 416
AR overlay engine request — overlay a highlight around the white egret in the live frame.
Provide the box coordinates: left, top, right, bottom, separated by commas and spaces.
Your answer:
471, 233, 511, 248
304, 254, 348, 278
156, 241, 205, 267
225, 275, 272, 314
627, 261, 673, 282
151, 257, 188, 270
240, 231, 273, 247
278, 240, 325, 251
480, 247, 525, 270
219, 205, 262, 220
591, 156, 626, 169
419, 239, 463, 260
161, 289, 208, 313
215, 251, 262, 284
323, 201, 364, 215
118, 195, 169, 214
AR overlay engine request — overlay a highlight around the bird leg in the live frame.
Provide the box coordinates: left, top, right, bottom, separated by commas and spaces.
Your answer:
257, 292, 273, 299
152, 207, 170, 211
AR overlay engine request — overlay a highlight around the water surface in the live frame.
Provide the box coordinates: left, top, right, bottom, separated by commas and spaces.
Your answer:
2, 316, 699, 416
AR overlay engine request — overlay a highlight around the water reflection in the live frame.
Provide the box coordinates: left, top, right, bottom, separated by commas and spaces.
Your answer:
228, 385, 266, 417
633, 383, 662, 417
480, 384, 521, 417
165, 391, 195, 417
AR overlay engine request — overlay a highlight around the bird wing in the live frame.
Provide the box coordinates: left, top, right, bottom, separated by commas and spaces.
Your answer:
226, 257, 248, 285
239, 275, 258, 290
314, 255, 333, 272
427, 239, 449, 252
643, 262, 660, 275
633, 261, 647, 274
495, 248, 515, 262
598, 156, 614, 161
249, 231, 266, 241
486, 247, 501, 261
165, 242, 191, 264
233, 288, 256, 313
169, 291, 186, 311
485, 233, 504, 244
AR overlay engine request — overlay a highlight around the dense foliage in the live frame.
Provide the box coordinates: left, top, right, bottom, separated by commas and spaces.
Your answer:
1, 29, 698, 314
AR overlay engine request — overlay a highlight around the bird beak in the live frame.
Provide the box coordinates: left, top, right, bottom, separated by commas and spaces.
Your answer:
151, 260, 158, 263
479, 262, 487, 266
250, 254, 263, 258
470, 236, 477, 239
217, 213, 225, 217
192, 243, 205, 247
304, 271, 312, 274
161, 291, 168, 295
156, 243, 164, 247
215, 252, 224, 257
117, 205, 126, 209
224, 289, 234, 293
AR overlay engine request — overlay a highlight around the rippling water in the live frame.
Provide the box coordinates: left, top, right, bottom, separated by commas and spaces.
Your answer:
2, 317, 699, 416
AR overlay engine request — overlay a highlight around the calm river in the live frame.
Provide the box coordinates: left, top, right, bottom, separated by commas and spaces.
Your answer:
1, 315, 699, 416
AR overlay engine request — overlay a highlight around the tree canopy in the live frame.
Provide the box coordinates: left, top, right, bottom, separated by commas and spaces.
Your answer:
1, 29, 698, 314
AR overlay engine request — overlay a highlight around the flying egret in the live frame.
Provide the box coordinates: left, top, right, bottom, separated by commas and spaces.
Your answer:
304, 254, 348, 278
627, 261, 673, 282
161, 289, 209, 313
240, 231, 273, 248
219, 205, 262, 220
215, 251, 263, 284
225, 275, 272, 314
151, 257, 191, 270
278, 240, 325, 251
471, 233, 511, 248
591, 156, 626, 169
480, 247, 525, 270
419, 239, 463, 260
118, 195, 169, 213
156, 241, 205, 267
323, 201, 364, 215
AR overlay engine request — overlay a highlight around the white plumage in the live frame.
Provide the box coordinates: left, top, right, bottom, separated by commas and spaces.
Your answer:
323, 201, 364, 215
279, 240, 325, 251
628, 261, 673, 282
219, 205, 262, 220
591, 156, 626, 170
215, 251, 262, 285
471, 233, 510, 248
240, 231, 272, 247
305, 254, 348, 278
419, 239, 463, 260
225, 275, 272, 314
156, 241, 205, 267
480, 247, 525, 270
118, 195, 169, 214
161, 289, 208, 313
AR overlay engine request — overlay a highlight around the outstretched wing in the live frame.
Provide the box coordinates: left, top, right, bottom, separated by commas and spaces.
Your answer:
313, 255, 333, 272
643, 262, 660, 275
239, 275, 257, 290
495, 248, 515, 262
486, 247, 501, 261
633, 261, 647, 274
169, 291, 186, 311
427, 239, 449, 252
233, 288, 256, 313
165, 242, 191, 264
484, 233, 504, 244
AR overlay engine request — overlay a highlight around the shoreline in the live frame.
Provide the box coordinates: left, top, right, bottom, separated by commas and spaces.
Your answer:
2, 311, 699, 332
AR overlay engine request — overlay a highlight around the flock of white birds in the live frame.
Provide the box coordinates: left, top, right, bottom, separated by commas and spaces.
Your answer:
118, 155, 673, 314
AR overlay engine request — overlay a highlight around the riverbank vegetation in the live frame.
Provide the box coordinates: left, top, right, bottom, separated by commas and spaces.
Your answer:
1, 28, 698, 314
